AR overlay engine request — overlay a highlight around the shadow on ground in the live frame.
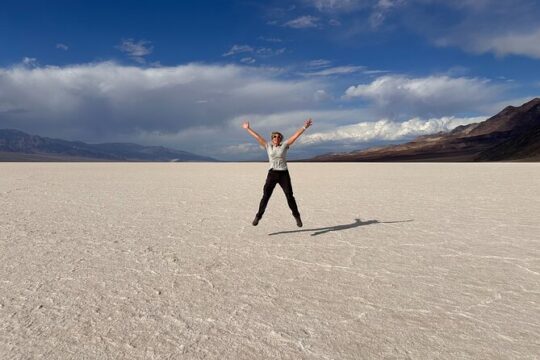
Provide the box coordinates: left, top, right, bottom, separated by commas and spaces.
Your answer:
269, 218, 413, 236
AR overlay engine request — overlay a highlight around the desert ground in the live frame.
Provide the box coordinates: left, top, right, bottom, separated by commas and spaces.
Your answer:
0, 163, 539, 359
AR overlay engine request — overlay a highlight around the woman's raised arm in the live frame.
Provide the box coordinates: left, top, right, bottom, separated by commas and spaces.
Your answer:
242, 121, 267, 147
286, 118, 313, 146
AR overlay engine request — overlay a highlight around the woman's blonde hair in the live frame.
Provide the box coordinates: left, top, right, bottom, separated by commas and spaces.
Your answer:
271, 131, 283, 139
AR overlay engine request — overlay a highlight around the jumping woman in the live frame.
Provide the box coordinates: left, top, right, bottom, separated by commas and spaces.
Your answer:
242, 119, 313, 227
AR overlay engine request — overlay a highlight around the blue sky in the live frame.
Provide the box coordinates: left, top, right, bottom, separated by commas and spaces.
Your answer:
1, 0, 539, 160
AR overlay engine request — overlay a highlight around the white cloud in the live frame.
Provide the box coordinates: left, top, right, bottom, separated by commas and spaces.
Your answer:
307, 59, 332, 69
0, 61, 325, 158
411, 0, 540, 60
363, 69, 390, 75
240, 57, 256, 64
22, 57, 38, 67
456, 28, 540, 59
226, 108, 372, 159
301, 65, 365, 76
223, 45, 254, 57
284, 15, 319, 28
116, 39, 153, 63
221, 143, 261, 154
304, 0, 404, 26
56, 43, 69, 51
300, 116, 486, 145
231, 108, 490, 157
224, 45, 285, 59
314, 89, 331, 101
369, 0, 404, 28
229, 108, 366, 136
256, 47, 286, 57
304, 0, 540, 60
376, 0, 397, 9
344, 75, 503, 117
0, 60, 515, 160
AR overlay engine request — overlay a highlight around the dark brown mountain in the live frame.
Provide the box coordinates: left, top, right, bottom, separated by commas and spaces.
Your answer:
0, 129, 217, 162
308, 97, 540, 162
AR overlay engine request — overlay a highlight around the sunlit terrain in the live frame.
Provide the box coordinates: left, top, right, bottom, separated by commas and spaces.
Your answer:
1, 163, 539, 359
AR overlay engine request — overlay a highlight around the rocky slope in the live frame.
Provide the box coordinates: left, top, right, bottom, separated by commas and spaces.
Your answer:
309, 98, 540, 162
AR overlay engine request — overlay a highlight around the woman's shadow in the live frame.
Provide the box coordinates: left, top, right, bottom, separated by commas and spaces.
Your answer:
268, 218, 413, 236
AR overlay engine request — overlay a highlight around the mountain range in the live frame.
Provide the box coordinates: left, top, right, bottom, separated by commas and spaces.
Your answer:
308, 97, 540, 162
1, 98, 539, 162
0, 129, 216, 162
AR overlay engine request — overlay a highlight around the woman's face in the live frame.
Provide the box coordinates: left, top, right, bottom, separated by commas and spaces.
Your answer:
272, 134, 282, 145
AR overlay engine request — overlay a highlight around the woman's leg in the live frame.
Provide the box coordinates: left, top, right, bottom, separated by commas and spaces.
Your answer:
278, 171, 300, 218
256, 170, 279, 218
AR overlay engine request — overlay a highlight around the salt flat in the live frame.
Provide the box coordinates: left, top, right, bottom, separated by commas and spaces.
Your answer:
0, 163, 539, 359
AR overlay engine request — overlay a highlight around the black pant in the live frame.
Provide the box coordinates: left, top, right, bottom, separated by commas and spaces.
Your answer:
256, 169, 300, 218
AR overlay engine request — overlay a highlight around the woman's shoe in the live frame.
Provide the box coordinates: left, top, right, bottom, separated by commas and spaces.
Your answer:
252, 215, 261, 226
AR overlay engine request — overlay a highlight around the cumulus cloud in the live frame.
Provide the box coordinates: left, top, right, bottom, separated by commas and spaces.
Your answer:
116, 39, 153, 63
344, 75, 503, 117
284, 15, 319, 28
228, 109, 372, 159
56, 43, 69, 51
0, 60, 512, 160
0, 61, 325, 158
229, 108, 367, 136
300, 116, 486, 145
232, 107, 489, 158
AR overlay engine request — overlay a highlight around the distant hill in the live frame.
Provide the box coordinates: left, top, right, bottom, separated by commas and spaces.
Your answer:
308, 98, 540, 162
0, 129, 217, 162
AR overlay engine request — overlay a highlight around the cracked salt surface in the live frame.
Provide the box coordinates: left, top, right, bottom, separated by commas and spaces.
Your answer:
0, 162, 539, 359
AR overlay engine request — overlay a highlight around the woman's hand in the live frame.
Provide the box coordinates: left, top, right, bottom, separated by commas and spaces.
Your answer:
304, 118, 313, 129
243, 121, 266, 146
